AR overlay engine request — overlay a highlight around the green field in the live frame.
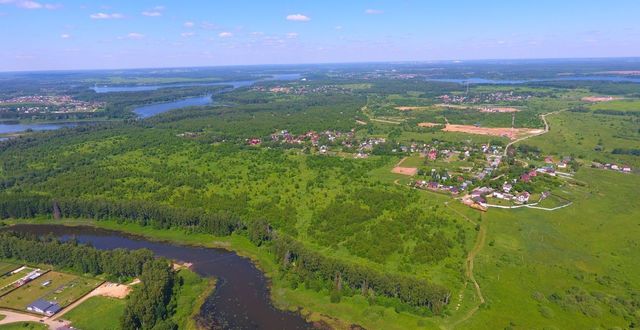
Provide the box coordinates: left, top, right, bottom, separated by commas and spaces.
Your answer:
0, 271, 101, 311
590, 99, 640, 112
524, 111, 640, 167
0, 323, 47, 330
64, 296, 126, 330
0, 263, 18, 277
462, 169, 640, 329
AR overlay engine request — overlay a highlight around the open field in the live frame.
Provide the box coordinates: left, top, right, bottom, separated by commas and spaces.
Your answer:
0, 271, 101, 311
0, 322, 47, 330
589, 99, 640, 112
525, 112, 640, 167
442, 124, 543, 140
462, 169, 640, 329
64, 296, 126, 330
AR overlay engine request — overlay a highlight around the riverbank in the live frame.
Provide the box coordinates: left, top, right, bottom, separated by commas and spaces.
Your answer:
0, 218, 443, 330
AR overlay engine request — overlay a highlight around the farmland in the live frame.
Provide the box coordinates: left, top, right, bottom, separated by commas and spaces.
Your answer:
0, 270, 102, 312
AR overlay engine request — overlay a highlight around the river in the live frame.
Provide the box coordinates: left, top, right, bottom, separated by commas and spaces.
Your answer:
4, 224, 313, 329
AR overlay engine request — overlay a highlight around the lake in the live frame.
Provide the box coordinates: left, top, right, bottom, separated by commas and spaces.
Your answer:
4, 224, 313, 329
133, 95, 214, 118
425, 76, 640, 84
0, 122, 80, 135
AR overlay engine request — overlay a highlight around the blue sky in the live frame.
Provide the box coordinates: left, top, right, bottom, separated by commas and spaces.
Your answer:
0, 0, 639, 71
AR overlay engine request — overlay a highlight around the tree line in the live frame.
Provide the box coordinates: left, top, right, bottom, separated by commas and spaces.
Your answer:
0, 231, 153, 278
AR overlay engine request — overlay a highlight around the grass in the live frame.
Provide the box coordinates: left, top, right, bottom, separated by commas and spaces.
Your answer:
0, 271, 101, 311
172, 269, 216, 330
0, 323, 47, 330
461, 168, 640, 329
524, 112, 640, 167
0, 263, 18, 277
64, 296, 126, 330
590, 99, 640, 112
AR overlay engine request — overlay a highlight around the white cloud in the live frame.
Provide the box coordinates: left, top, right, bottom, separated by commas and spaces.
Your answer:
90, 12, 124, 19
0, 0, 60, 10
335, 25, 343, 30
286, 14, 310, 22
60, 33, 70, 39
364, 9, 384, 15
286, 32, 299, 39
218, 31, 232, 38
183, 21, 194, 28
142, 5, 164, 17
250, 31, 264, 36
181, 32, 195, 38
120, 32, 144, 40
142, 11, 161, 17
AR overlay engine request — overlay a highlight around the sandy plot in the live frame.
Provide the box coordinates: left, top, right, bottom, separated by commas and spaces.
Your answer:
441, 124, 542, 140
581, 96, 617, 102
417, 122, 441, 127
92, 282, 131, 299
437, 104, 519, 113
395, 106, 431, 111
391, 167, 418, 176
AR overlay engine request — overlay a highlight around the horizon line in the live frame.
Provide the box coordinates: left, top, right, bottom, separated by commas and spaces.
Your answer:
1, 55, 639, 75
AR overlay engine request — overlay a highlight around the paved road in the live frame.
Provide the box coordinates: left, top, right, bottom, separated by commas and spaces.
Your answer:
0, 309, 70, 330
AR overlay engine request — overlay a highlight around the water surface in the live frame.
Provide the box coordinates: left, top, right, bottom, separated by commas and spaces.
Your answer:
0, 122, 80, 135
133, 95, 213, 118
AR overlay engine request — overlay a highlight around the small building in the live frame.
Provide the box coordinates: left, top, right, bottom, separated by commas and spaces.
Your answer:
502, 182, 513, 193
27, 299, 61, 316
516, 192, 530, 204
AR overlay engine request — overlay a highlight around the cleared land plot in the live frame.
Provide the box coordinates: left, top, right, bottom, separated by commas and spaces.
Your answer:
440, 124, 542, 140
395, 106, 433, 111
391, 166, 418, 176
0, 267, 36, 296
64, 296, 125, 330
581, 96, 618, 103
417, 122, 441, 127
436, 104, 521, 113
0, 271, 101, 311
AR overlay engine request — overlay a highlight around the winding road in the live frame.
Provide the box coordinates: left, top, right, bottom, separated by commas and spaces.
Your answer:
503, 111, 561, 157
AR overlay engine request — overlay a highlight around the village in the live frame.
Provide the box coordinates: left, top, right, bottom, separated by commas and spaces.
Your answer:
438, 91, 533, 105
0, 95, 105, 114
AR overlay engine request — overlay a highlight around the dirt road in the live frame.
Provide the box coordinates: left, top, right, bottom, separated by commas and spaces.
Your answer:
0, 309, 69, 330
503, 110, 560, 157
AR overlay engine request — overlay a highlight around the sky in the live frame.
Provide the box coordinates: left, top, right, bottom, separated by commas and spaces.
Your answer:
0, 0, 639, 71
